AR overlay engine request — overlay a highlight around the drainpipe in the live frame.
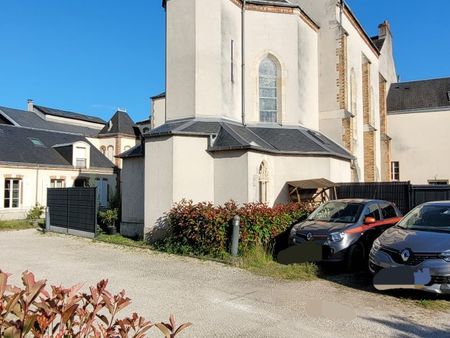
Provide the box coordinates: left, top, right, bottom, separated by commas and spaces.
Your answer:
35, 164, 39, 206
241, 0, 246, 126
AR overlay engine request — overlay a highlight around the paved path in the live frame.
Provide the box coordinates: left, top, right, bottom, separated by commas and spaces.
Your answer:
0, 230, 449, 337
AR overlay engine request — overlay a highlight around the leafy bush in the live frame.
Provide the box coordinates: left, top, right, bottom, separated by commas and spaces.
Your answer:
26, 204, 45, 222
0, 270, 191, 338
160, 200, 316, 256
99, 208, 119, 228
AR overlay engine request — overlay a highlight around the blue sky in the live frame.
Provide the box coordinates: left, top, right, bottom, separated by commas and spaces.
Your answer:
0, 0, 449, 122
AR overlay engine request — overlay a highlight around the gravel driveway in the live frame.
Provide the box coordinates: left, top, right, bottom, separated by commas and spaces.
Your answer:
0, 229, 449, 337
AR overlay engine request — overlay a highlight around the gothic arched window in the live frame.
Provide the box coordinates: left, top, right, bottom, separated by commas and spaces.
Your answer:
259, 57, 279, 123
259, 161, 269, 204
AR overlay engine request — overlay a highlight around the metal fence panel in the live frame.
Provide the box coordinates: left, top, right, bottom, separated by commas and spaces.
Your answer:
47, 187, 97, 237
336, 182, 411, 214
337, 182, 450, 214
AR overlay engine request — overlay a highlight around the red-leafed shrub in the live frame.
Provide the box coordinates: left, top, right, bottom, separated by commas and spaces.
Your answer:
161, 200, 316, 256
0, 270, 191, 338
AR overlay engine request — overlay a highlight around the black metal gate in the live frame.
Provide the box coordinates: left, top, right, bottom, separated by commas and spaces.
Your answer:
47, 187, 97, 238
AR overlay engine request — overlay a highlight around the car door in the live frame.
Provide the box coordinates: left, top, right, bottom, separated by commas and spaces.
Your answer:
378, 202, 403, 232
360, 203, 383, 249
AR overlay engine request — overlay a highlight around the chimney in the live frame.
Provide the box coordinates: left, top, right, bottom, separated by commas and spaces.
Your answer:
378, 20, 391, 38
27, 99, 34, 112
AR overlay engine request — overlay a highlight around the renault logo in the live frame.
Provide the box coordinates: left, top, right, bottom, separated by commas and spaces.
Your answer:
306, 233, 313, 241
401, 249, 411, 262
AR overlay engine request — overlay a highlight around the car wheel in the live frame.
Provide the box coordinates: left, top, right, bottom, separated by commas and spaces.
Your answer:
345, 242, 366, 271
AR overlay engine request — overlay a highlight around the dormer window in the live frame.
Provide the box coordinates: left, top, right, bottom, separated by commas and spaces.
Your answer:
75, 146, 87, 168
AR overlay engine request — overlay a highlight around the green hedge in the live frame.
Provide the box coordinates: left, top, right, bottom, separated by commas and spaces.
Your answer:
159, 200, 315, 256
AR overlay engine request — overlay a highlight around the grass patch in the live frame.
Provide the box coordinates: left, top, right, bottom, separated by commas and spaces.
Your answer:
240, 246, 318, 281
413, 299, 450, 311
0, 219, 39, 231
95, 234, 147, 248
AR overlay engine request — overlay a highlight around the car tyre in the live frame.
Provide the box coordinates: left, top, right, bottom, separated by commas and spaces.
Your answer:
345, 242, 366, 271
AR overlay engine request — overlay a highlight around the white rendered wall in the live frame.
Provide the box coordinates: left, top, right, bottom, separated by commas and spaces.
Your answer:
246, 152, 351, 205
152, 98, 166, 128
389, 110, 450, 184
0, 166, 115, 220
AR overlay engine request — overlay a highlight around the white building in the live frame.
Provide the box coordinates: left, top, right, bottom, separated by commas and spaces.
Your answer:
120, 0, 398, 238
0, 102, 142, 219
388, 77, 450, 184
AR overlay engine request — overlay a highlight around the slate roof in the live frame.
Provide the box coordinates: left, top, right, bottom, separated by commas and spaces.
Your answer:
146, 119, 352, 160
0, 125, 114, 169
387, 77, 450, 114
0, 106, 102, 137
34, 105, 106, 124
118, 143, 144, 159
151, 92, 166, 100
371, 36, 386, 51
98, 110, 140, 138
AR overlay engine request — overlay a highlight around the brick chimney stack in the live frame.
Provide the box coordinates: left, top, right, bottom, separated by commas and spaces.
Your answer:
378, 20, 391, 38
27, 99, 34, 112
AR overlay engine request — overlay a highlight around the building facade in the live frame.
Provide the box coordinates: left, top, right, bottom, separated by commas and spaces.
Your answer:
124, 0, 398, 237
388, 77, 450, 184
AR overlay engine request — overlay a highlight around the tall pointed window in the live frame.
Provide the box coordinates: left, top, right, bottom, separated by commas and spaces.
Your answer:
259, 161, 269, 204
259, 57, 279, 123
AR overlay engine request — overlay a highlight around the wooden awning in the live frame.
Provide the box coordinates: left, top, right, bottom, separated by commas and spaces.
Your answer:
287, 178, 337, 190
287, 178, 337, 203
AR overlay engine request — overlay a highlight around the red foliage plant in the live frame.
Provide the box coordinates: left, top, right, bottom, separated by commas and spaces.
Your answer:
0, 270, 191, 338
165, 200, 317, 255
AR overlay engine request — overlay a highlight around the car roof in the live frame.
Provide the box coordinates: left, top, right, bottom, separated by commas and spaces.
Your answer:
331, 199, 393, 204
420, 201, 450, 207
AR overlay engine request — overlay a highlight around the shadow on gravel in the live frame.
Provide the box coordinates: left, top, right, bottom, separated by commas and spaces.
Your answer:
316, 264, 450, 307
362, 315, 450, 338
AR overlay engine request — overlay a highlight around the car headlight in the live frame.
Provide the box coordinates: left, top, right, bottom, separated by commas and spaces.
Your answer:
290, 225, 298, 237
372, 239, 381, 252
328, 232, 345, 242
440, 250, 450, 262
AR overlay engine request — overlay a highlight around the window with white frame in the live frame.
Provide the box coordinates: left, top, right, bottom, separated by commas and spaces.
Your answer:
259, 161, 269, 204
107, 146, 114, 162
391, 161, 400, 181
4, 178, 21, 208
259, 57, 279, 123
50, 179, 65, 188
75, 146, 87, 168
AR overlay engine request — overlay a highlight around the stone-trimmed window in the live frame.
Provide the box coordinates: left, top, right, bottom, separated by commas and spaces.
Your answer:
390, 161, 400, 181
258, 161, 269, 204
50, 179, 65, 188
4, 178, 21, 209
259, 56, 280, 123
107, 146, 114, 162
100, 146, 106, 155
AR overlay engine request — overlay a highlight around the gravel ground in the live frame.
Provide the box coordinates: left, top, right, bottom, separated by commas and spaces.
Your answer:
0, 229, 449, 338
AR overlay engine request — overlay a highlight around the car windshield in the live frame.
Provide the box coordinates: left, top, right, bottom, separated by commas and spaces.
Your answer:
397, 204, 450, 233
307, 201, 363, 223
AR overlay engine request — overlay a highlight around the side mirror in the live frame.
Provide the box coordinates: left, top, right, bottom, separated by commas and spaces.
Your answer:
365, 217, 376, 224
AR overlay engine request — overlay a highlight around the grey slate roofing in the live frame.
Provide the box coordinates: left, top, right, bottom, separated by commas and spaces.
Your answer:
0, 106, 102, 137
34, 105, 106, 124
146, 119, 352, 160
151, 92, 166, 100
0, 124, 114, 169
371, 36, 385, 51
98, 110, 140, 138
387, 77, 450, 114
118, 143, 144, 159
